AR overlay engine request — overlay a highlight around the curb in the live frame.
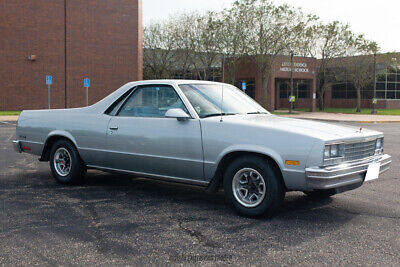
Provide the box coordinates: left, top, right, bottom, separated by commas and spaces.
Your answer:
0, 121, 17, 125
355, 121, 400, 123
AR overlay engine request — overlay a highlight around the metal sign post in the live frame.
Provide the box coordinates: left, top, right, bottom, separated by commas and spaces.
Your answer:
371, 53, 377, 114
84, 78, 90, 106
289, 51, 294, 114
46, 75, 52, 109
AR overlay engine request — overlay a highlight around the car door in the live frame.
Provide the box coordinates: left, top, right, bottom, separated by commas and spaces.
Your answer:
105, 84, 204, 181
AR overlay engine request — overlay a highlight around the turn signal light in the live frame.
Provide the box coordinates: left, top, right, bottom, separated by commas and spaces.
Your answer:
285, 160, 300, 166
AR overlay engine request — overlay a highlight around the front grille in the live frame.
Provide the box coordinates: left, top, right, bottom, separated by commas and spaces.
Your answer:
345, 140, 376, 161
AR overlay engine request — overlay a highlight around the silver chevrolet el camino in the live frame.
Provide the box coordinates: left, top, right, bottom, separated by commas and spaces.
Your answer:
13, 80, 391, 217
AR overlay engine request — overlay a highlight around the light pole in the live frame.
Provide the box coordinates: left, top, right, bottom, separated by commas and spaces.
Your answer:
289, 51, 294, 114
371, 53, 377, 114
222, 54, 225, 83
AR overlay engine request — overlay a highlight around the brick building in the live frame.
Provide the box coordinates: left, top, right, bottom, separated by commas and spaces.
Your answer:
233, 56, 318, 111
0, 0, 143, 111
233, 54, 400, 111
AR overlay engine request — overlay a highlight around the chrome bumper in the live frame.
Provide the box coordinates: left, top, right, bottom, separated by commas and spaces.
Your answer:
306, 154, 391, 190
13, 140, 22, 153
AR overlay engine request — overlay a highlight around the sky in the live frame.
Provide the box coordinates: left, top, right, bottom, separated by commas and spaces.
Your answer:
143, 0, 400, 53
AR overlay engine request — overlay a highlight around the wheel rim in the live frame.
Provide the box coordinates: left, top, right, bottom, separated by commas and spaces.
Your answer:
232, 168, 266, 208
53, 147, 72, 177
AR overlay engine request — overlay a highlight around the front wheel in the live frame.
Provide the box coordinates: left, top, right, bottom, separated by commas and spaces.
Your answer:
223, 156, 285, 217
49, 140, 87, 185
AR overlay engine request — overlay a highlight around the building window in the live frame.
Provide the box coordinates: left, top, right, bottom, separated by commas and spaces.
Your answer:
333, 67, 400, 100
331, 83, 357, 99
279, 80, 310, 99
376, 68, 400, 99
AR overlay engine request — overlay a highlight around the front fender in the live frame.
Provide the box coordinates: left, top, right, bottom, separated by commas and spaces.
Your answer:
205, 144, 285, 181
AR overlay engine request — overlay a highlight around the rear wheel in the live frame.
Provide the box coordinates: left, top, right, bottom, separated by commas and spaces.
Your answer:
223, 155, 285, 217
49, 140, 86, 185
303, 189, 336, 199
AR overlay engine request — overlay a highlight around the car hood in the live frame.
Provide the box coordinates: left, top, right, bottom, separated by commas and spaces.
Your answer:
215, 114, 383, 142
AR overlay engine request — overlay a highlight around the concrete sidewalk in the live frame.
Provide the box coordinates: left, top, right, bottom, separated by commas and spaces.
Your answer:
278, 111, 400, 123
0, 115, 19, 122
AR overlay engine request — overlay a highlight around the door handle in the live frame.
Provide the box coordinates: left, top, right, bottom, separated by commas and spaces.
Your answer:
109, 126, 119, 130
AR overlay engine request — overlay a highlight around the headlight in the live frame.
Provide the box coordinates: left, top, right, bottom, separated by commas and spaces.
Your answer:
324, 146, 330, 158
324, 143, 345, 165
330, 145, 339, 157
324, 144, 344, 159
375, 137, 384, 154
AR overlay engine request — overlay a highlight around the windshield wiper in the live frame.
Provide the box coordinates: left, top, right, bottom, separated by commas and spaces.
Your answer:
201, 113, 237, 118
247, 111, 269, 115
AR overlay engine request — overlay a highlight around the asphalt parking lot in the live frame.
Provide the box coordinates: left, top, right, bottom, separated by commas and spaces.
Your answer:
0, 121, 399, 266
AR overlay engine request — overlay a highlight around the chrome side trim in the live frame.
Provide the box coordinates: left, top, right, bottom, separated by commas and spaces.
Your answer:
87, 164, 209, 187
79, 147, 204, 164
20, 140, 45, 145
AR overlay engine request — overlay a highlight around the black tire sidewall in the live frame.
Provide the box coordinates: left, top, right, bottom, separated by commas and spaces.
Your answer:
49, 140, 85, 185
223, 156, 284, 217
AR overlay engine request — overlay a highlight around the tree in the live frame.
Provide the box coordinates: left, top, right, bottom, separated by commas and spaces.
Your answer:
243, 0, 313, 108
185, 12, 224, 80
308, 21, 356, 110
340, 38, 378, 112
220, 2, 253, 84
169, 14, 199, 79
143, 0, 382, 113
143, 20, 179, 79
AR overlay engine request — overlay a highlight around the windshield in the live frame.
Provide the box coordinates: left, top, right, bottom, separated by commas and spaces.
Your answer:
179, 84, 269, 118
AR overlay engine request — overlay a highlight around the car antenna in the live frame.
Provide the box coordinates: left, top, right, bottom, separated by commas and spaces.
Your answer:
220, 83, 224, 122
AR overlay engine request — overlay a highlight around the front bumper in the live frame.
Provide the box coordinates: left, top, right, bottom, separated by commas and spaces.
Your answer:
306, 154, 391, 190
13, 140, 22, 153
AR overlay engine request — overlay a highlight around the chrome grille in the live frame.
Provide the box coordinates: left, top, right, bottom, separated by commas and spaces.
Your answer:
345, 140, 376, 161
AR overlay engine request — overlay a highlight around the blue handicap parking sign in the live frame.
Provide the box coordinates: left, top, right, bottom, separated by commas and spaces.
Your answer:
242, 82, 246, 91
46, 75, 52, 85
84, 78, 90, 87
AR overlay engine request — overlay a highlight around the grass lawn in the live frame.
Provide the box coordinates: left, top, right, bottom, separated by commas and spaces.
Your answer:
273, 108, 400, 115
0, 111, 21, 116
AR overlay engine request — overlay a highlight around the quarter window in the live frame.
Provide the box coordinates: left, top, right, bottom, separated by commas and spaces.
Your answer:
117, 85, 188, 117
105, 88, 134, 116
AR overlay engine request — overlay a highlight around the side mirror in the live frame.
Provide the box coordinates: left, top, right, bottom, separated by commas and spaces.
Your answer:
165, 108, 190, 121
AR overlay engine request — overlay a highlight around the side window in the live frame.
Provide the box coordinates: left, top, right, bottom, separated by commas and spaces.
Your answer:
117, 85, 188, 117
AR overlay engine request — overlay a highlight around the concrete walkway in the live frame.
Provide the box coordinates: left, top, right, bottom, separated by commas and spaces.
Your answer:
0, 115, 19, 122
278, 111, 400, 123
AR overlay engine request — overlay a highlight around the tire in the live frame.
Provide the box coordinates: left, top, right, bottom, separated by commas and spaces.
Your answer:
49, 139, 87, 185
223, 155, 285, 217
303, 189, 336, 199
